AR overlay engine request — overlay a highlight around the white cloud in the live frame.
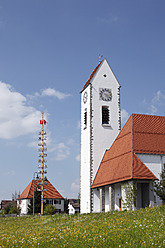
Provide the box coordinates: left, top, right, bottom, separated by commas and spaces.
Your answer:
97, 15, 119, 24
146, 90, 165, 115
71, 178, 80, 192
67, 138, 75, 145
49, 142, 70, 161
0, 81, 41, 139
0, 20, 5, 29
29, 127, 71, 161
152, 90, 165, 104
121, 109, 129, 125
0, 170, 15, 176
150, 105, 158, 115
27, 87, 71, 101
41, 88, 71, 100
75, 154, 80, 162
56, 150, 70, 161
28, 140, 38, 148
77, 120, 80, 129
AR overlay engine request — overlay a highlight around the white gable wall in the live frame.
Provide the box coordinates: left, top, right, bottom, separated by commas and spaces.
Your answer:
136, 154, 165, 179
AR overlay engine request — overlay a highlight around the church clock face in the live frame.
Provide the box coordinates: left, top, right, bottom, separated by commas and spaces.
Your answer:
83, 91, 88, 103
99, 88, 112, 101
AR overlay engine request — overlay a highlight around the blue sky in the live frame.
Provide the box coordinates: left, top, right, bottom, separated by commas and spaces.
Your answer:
0, 0, 165, 202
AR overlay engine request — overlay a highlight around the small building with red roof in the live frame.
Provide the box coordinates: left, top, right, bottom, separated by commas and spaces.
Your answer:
17, 179, 64, 215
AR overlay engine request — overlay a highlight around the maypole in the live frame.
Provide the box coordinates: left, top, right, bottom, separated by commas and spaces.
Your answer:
38, 112, 48, 215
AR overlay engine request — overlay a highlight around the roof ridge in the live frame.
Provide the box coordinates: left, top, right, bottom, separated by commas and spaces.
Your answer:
81, 60, 104, 92
102, 150, 131, 163
27, 180, 33, 198
132, 113, 165, 118
116, 131, 131, 140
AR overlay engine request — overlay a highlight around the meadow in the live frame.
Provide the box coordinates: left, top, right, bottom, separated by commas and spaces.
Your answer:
0, 205, 164, 247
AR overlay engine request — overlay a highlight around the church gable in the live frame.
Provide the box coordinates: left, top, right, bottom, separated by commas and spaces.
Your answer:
81, 58, 120, 93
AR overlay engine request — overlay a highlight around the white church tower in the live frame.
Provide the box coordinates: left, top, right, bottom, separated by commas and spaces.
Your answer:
80, 58, 121, 213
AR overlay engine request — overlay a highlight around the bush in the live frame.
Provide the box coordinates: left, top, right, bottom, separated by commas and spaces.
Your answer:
4, 203, 21, 215
154, 167, 165, 204
44, 205, 55, 215
9, 206, 21, 215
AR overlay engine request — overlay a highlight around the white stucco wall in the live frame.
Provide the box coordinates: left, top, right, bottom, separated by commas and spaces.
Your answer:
93, 188, 100, 212
91, 60, 120, 180
80, 85, 91, 213
17, 198, 64, 215
105, 186, 110, 212
17, 199, 30, 215
114, 183, 122, 210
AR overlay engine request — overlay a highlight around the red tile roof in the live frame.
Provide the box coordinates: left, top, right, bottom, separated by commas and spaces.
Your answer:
81, 60, 103, 92
133, 114, 165, 154
92, 114, 165, 188
17, 180, 64, 200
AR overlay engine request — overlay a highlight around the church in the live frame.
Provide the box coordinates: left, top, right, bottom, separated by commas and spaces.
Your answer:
80, 58, 165, 214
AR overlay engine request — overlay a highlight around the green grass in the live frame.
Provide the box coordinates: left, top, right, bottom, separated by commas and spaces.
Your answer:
0, 205, 164, 247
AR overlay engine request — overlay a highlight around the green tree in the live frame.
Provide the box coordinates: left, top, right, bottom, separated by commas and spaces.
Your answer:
44, 205, 55, 215
154, 167, 165, 204
28, 189, 41, 214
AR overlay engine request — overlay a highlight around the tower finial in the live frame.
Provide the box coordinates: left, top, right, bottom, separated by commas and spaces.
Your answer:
98, 54, 103, 63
